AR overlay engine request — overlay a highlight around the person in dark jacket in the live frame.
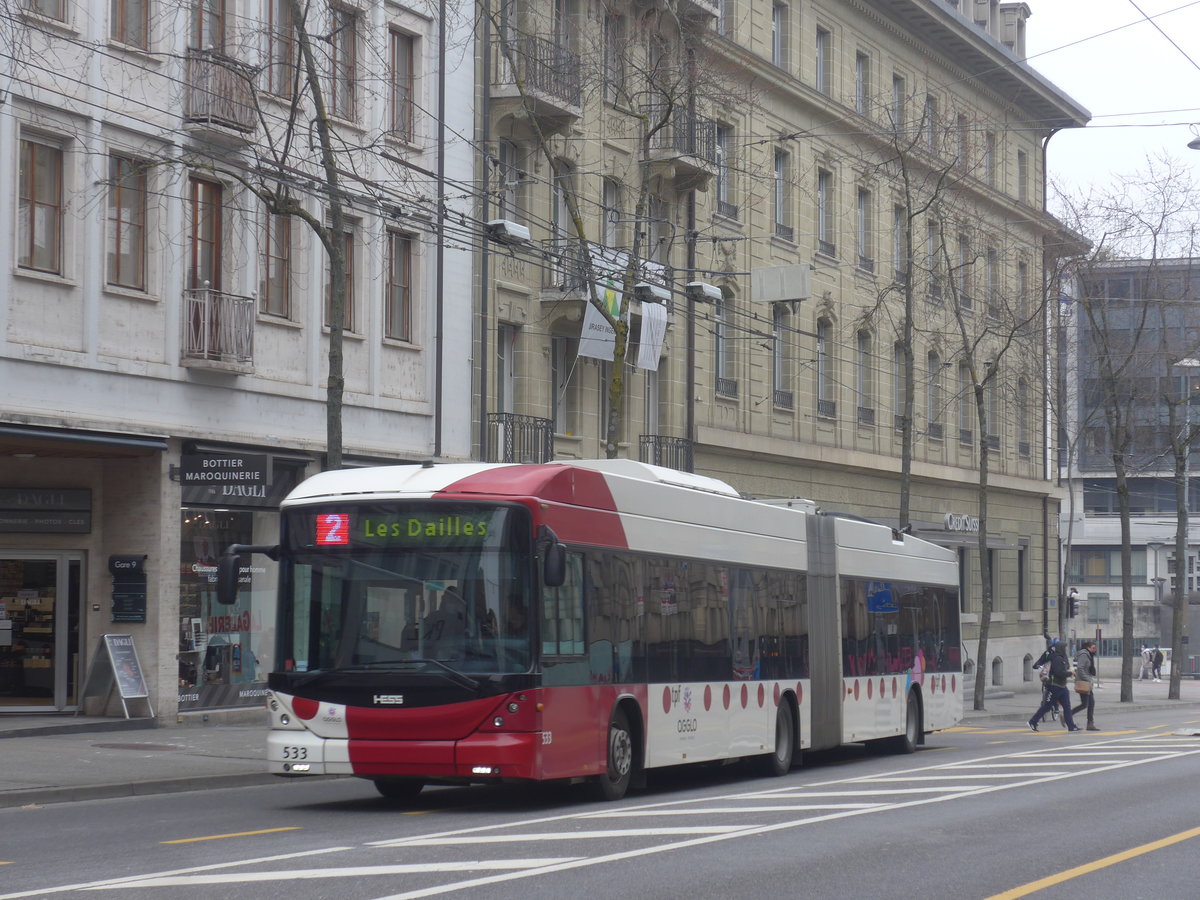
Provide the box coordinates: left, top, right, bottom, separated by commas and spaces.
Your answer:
1028, 641, 1079, 732
1071, 639, 1100, 731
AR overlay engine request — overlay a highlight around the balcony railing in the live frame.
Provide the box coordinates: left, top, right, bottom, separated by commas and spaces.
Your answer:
184, 49, 256, 133
640, 435, 694, 472
818, 239, 837, 258
959, 428, 974, 446
647, 104, 720, 182
817, 398, 837, 419
857, 406, 875, 426
487, 413, 554, 463
183, 288, 255, 365
927, 422, 944, 440
716, 376, 739, 398
774, 390, 794, 410
490, 35, 581, 112
774, 222, 795, 241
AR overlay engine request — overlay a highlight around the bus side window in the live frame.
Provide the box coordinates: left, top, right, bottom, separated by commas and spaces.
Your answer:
542, 551, 584, 655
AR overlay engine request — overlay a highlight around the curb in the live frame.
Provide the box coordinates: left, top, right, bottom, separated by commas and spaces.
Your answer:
0, 719, 155, 740
0, 772, 282, 809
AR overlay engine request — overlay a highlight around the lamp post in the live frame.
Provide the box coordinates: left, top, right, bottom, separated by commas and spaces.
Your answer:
1167, 358, 1200, 699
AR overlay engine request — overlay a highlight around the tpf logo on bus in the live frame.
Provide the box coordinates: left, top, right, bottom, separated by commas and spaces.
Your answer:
666, 684, 698, 737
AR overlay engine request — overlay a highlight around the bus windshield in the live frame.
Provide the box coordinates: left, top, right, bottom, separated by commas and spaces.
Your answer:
278, 502, 534, 675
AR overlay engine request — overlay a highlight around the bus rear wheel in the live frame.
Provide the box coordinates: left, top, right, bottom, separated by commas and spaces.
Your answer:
595, 706, 634, 801
373, 778, 425, 802
887, 694, 920, 754
759, 699, 796, 777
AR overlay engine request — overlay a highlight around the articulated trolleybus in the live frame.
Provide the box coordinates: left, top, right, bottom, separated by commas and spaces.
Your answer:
217, 459, 961, 802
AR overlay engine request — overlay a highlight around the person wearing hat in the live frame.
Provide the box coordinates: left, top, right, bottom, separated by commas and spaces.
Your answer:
1028, 639, 1080, 732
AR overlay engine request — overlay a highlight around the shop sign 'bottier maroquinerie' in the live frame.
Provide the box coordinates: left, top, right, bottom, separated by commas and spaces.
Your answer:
178, 452, 268, 485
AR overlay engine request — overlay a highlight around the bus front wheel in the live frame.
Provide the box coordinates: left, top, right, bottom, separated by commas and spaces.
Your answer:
596, 706, 634, 801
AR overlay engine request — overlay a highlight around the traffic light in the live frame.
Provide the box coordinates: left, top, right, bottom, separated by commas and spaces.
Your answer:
1067, 591, 1079, 618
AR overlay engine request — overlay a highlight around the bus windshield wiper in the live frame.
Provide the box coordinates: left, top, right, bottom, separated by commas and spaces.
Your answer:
337, 659, 480, 692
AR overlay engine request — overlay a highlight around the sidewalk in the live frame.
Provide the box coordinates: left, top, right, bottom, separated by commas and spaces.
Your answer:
2, 677, 1198, 808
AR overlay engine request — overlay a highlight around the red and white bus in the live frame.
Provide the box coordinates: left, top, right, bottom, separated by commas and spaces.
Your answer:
218, 459, 962, 801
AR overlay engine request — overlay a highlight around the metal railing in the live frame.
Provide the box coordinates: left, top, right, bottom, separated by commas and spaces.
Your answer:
184, 49, 256, 132
817, 398, 837, 418
716, 376, 738, 398
487, 413, 554, 463
639, 434, 694, 472
857, 406, 875, 426
927, 422, 944, 440
183, 288, 255, 364
774, 222, 795, 241
774, 390, 794, 410
490, 35, 581, 109
647, 104, 719, 166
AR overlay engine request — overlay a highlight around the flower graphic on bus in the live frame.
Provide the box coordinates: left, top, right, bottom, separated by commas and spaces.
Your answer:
682, 686, 693, 713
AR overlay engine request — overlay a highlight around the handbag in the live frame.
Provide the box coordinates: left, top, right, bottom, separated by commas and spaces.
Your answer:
1075, 679, 1092, 694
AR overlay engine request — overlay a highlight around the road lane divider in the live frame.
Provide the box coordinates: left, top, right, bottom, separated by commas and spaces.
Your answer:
161, 827, 301, 844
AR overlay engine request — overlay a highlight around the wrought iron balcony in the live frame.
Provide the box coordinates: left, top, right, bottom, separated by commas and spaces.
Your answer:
774, 390, 794, 410
183, 288, 254, 368
487, 413, 554, 463
857, 406, 876, 426
184, 49, 256, 135
490, 35, 581, 132
817, 399, 837, 419
647, 104, 719, 187
716, 376, 738, 398
927, 422, 944, 440
639, 435, 694, 472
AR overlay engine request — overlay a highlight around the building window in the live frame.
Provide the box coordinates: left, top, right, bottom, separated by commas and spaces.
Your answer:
817, 168, 835, 257
891, 73, 905, 132
854, 51, 870, 115
323, 222, 355, 331
926, 218, 941, 301
955, 113, 970, 167
856, 329, 874, 425
190, 0, 224, 51
188, 175, 222, 289
893, 204, 906, 280
986, 247, 999, 318
551, 335, 577, 434
715, 292, 735, 397
771, 2, 788, 67
893, 341, 906, 431
715, 124, 736, 218
816, 317, 834, 417
958, 362, 972, 444
1017, 149, 1029, 203
260, 212, 291, 318
923, 94, 938, 152
815, 27, 831, 94
111, 0, 149, 48
927, 350, 943, 438
773, 304, 793, 408
18, 138, 64, 275
385, 232, 413, 341
957, 234, 972, 311
330, 8, 357, 120
389, 29, 415, 141
28, 0, 65, 21
983, 131, 996, 185
773, 149, 792, 240
985, 374, 999, 448
107, 155, 146, 290
646, 195, 670, 265
1017, 377, 1030, 456
716, 0, 732, 37
496, 139, 523, 222
1017, 260, 1029, 318
856, 187, 872, 271
266, 0, 295, 97
603, 14, 626, 103
602, 178, 621, 247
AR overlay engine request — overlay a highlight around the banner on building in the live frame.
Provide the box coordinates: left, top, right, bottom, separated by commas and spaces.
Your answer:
578, 275, 624, 361
637, 299, 668, 370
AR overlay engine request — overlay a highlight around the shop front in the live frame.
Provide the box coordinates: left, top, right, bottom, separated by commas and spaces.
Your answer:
0, 553, 82, 710
177, 446, 308, 712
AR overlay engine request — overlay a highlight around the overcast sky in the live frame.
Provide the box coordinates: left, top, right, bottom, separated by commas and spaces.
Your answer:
1023, 0, 1200, 198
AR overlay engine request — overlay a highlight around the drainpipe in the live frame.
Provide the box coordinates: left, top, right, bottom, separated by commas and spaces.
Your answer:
434, 0, 447, 458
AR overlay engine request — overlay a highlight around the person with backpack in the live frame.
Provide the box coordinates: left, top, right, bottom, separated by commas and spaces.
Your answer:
1028, 640, 1080, 732
1152, 646, 1164, 682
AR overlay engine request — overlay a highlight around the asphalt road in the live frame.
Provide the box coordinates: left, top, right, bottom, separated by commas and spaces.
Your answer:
2, 706, 1198, 900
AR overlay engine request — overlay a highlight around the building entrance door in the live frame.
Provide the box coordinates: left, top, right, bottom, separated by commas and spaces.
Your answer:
0, 554, 82, 711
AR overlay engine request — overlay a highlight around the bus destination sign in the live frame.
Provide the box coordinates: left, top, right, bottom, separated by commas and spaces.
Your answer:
313, 511, 492, 547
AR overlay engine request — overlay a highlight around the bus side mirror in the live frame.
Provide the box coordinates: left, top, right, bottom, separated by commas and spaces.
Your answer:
216, 544, 280, 605
544, 541, 566, 587
537, 525, 566, 587
216, 549, 243, 605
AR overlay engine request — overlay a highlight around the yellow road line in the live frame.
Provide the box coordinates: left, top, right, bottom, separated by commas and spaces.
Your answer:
161, 827, 301, 845
983, 825, 1200, 899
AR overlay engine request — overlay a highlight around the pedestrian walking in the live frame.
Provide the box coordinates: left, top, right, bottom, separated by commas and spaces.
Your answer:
1138, 645, 1152, 680
1028, 640, 1080, 732
1071, 639, 1100, 731
1152, 646, 1164, 682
